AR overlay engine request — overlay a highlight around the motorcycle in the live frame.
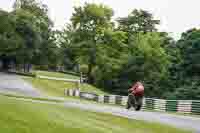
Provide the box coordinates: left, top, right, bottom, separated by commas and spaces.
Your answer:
126, 92, 143, 111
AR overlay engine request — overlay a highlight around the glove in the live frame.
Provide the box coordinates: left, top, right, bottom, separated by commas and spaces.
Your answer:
128, 89, 132, 93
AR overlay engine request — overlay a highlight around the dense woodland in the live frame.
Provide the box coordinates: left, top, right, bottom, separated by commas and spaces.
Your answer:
1, 0, 200, 99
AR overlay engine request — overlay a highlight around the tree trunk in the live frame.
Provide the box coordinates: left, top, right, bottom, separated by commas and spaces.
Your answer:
87, 63, 94, 84
23, 63, 26, 73
27, 63, 31, 73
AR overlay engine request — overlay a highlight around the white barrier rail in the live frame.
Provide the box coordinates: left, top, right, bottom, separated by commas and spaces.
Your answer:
65, 89, 200, 115
37, 75, 80, 83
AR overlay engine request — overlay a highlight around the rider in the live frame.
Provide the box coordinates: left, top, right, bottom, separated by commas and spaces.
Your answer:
126, 81, 144, 109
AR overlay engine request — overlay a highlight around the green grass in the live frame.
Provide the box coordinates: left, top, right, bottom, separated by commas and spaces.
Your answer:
35, 70, 80, 80
0, 93, 63, 103
24, 76, 108, 97
0, 95, 190, 133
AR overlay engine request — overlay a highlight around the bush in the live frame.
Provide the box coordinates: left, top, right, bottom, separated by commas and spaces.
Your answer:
33, 65, 49, 71
79, 65, 88, 74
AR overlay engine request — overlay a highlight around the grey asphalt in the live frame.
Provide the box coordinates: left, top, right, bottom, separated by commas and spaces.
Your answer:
1, 72, 200, 132
0, 72, 41, 97
64, 101, 200, 133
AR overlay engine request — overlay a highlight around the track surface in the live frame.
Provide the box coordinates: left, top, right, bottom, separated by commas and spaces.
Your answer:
0, 72, 41, 97
64, 101, 200, 132
1, 72, 200, 132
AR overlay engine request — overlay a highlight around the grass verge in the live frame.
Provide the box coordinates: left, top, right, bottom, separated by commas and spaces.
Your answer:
0, 93, 63, 103
23, 76, 107, 97
35, 70, 80, 80
0, 95, 190, 133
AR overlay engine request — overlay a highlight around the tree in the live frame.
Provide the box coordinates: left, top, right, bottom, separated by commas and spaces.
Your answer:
116, 33, 170, 96
173, 82, 200, 100
0, 10, 23, 56
70, 3, 114, 83
13, 0, 55, 69
57, 25, 77, 70
158, 32, 182, 91
91, 29, 128, 88
178, 28, 200, 77
13, 9, 41, 72
117, 9, 160, 43
164, 28, 200, 99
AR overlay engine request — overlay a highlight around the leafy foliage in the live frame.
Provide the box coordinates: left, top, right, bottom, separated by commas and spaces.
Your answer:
1, 1, 200, 99
117, 9, 160, 43
0, 10, 23, 55
115, 33, 170, 96
70, 3, 116, 83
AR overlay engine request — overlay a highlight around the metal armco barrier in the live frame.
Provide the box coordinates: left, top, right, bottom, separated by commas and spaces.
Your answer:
80, 92, 98, 101
65, 89, 200, 115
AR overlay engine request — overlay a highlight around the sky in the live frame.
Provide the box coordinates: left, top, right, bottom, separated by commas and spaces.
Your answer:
0, 0, 200, 39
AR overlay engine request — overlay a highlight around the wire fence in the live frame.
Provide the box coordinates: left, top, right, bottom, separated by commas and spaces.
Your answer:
65, 89, 200, 115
